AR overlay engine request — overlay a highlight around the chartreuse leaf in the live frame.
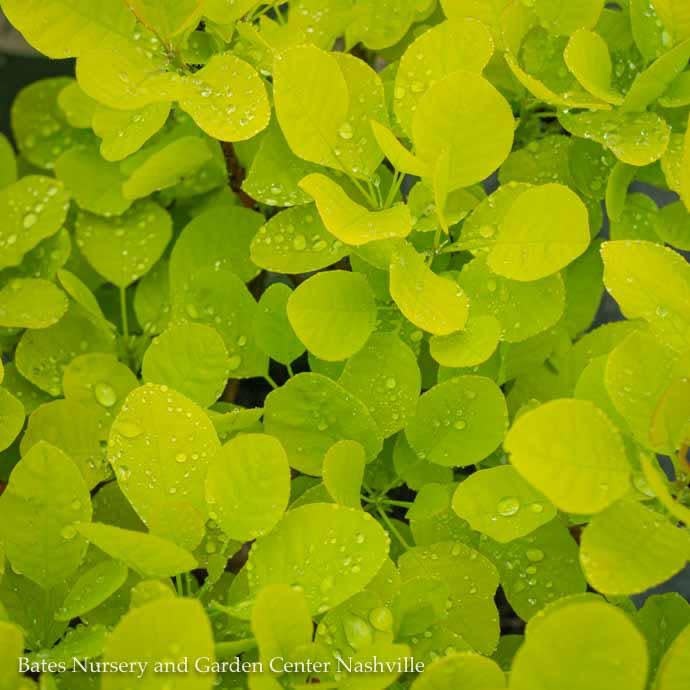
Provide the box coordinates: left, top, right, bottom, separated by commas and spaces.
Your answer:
1, 0, 136, 58
243, 122, 322, 207
0, 622, 25, 689
649, 379, 690, 452
54, 143, 131, 216
57, 81, 97, 128
179, 53, 270, 141
142, 323, 229, 408
559, 110, 670, 166
406, 375, 508, 468
0, 278, 67, 329
580, 500, 690, 595
399, 542, 500, 655
564, 29, 623, 104
394, 19, 495, 136
172, 268, 267, 379
250, 205, 349, 274
16, 304, 116, 396
602, 241, 690, 351
347, 0, 418, 50
411, 652, 505, 690
77, 522, 196, 578
273, 45, 348, 171
102, 598, 214, 690
57, 268, 109, 324
56, 560, 128, 621
533, 0, 605, 35
652, 0, 690, 43
338, 332, 421, 437
264, 373, 383, 476
505, 399, 631, 514
622, 39, 690, 112
287, 271, 377, 361
429, 315, 501, 368
0, 442, 91, 588
458, 258, 565, 343
299, 174, 412, 246
125, 0, 204, 41
21, 398, 110, 489
480, 520, 586, 621
92, 102, 171, 162
108, 384, 220, 549
1, 363, 51, 416
0, 388, 24, 453
370, 122, 430, 177
0, 176, 70, 271
0, 133, 17, 189
412, 71, 514, 190
11, 77, 90, 170
452, 466, 556, 543
254, 283, 305, 365
656, 201, 690, 251
251, 584, 313, 670
122, 136, 212, 200
323, 440, 366, 508
170, 206, 261, 287
63, 353, 138, 416
656, 623, 690, 690
390, 243, 469, 336
134, 259, 171, 336
75, 201, 172, 287
247, 504, 389, 615
510, 599, 648, 690
487, 184, 590, 281
206, 433, 290, 541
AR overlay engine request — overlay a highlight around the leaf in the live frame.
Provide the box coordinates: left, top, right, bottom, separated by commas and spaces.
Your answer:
250, 205, 349, 274
347, 0, 418, 50
57, 268, 109, 325
412, 71, 514, 190
559, 110, 670, 166
0, 442, 91, 588
487, 183, 591, 281
605, 162, 637, 223
54, 144, 131, 216
206, 433, 290, 541
458, 258, 565, 343
247, 504, 390, 615
0, 133, 17, 190
510, 600, 648, 690
656, 622, 690, 690
504, 398, 631, 514
299, 174, 412, 246
92, 102, 171, 162
0, 176, 70, 271
56, 560, 129, 621
142, 323, 229, 408
251, 584, 313, 668
125, 0, 204, 41
656, 201, 690, 250
77, 523, 197, 578
452, 466, 556, 543
108, 384, 220, 549
405, 375, 508, 467
323, 440, 366, 508
122, 136, 212, 200
338, 332, 421, 437
601, 240, 690, 351
172, 268, 267, 379
1, 0, 136, 58
564, 29, 623, 104
394, 19, 495, 136
75, 201, 172, 288
410, 652, 505, 690
264, 373, 383, 476
0, 388, 24, 453
580, 500, 690, 595
287, 270, 377, 361
253, 283, 305, 365
429, 315, 502, 368
399, 542, 500, 655
0, 622, 24, 690
133, 259, 171, 336
533, 0, 605, 36
0, 278, 67, 329
479, 521, 586, 621
370, 122, 430, 177
390, 242, 469, 336
102, 598, 214, 690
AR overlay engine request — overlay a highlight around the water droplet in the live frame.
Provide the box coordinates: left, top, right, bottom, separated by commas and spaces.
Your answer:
175, 453, 187, 464
526, 548, 544, 562
338, 122, 354, 140
227, 355, 242, 371
116, 421, 142, 439
61, 525, 77, 540
385, 378, 397, 389
454, 420, 467, 430
23, 214, 38, 229
529, 502, 544, 513
94, 382, 117, 408
369, 607, 393, 632
497, 496, 520, 517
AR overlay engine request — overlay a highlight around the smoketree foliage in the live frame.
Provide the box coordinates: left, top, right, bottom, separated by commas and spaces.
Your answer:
1, 0, 690, 689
